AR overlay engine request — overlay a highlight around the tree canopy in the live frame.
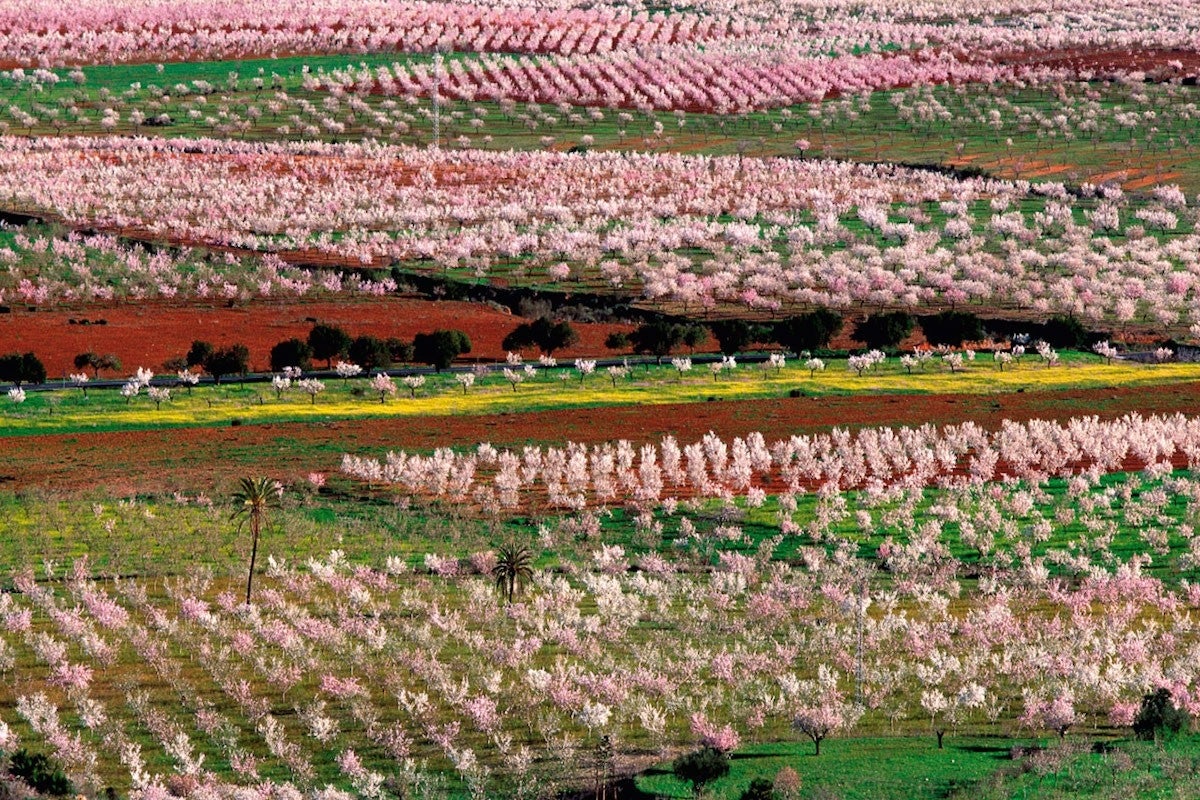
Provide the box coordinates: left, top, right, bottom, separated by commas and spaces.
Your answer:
0, 352, 46, 386
502, 316, 580, 355
308, 323, 352, 368
412, 330, 472, 371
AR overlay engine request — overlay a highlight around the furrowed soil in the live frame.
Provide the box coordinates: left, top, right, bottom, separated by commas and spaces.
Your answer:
8, 381, 1198, 496
1, 296, 635, 375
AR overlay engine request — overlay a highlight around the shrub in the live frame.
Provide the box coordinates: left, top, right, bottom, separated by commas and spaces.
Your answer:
1133, 688, 1190, 740
604, 331, 631, 351
740, 778, 779, 800
8, 750, 73, 796
672, 747, 730, 796
774, 766, 802, 799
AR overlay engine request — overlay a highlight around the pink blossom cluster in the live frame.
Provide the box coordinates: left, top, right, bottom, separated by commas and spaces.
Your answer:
0, 0, 746, 67
8, 136, 1200, 321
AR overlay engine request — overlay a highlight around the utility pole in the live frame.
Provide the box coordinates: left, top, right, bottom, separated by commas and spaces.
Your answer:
855, 568, 867, 707
431, 46, 444, 149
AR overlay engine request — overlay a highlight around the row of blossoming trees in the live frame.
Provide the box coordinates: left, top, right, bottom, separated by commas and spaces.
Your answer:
3, 137, 1200, 327
4, 61, 1195, 162
5, 413, 1200, 796
4, 0, 1196, 68
339, 413, 1200, 511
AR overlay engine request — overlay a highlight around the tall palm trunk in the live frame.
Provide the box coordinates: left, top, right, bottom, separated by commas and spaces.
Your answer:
246, 514, 261, 604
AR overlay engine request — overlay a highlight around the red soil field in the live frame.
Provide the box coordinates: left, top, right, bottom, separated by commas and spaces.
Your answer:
7, 381, 1199, 496
1, 296, 635, 376
987, 47, 1200, 80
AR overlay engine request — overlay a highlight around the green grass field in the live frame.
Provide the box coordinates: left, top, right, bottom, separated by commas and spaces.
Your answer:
6, 58, 1199, 192
635, 734, 1200, 799
3, 354, 1195, 438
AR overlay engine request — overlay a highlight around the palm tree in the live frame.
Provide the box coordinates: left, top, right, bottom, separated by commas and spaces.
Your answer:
491, 542, 534, 604
230, 477, 282, 604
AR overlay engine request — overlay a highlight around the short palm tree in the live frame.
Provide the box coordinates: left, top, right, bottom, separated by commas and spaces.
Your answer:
231, 477, 282, 604
492, 542, 534, 604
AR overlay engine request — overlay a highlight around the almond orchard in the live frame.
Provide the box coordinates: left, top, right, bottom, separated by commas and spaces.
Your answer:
3, 1, 1200, 799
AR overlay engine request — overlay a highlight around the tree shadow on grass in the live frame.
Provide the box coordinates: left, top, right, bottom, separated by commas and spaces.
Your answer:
559, 777, 662, 800
953, 744, 1016, 759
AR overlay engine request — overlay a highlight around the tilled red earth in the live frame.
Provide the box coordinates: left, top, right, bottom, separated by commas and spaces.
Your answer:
8, 382, 1199, 496
2, 296, 635, 376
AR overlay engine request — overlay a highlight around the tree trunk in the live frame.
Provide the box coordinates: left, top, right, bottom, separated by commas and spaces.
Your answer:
246, 516, 260, 604
936, 730, 945, 749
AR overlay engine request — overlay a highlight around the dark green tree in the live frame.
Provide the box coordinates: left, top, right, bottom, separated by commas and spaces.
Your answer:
412, 330, 471, 371
386, 337, 415, 364
629, 320, 685, 362
269, 338, 313, 372
919, 311, 984, 347
681, 324, 709, 353
186, 340, 215, 369
708, 319, 765, 356
672, 747, 730, 797
95, 353, 122, 378
348, 335, 392, 370
1133, 688, 1190, 741
539, 318, 579, 354
73, 351, 98, 375
0, 352, 46, 386
502, 321, 537, 353
773, 310, 843, 354
307, 323, 352, 368
202, 344, 250, 385
16, 352, 45, 385
1041, 315, 1089, 349
502, 317, 579, 355
853, 312, 914, 350
230, 477, 282, 604
604, 331, 631, 351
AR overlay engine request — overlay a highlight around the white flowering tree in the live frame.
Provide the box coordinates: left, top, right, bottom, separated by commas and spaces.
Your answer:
297, 378, 325, 405
401, 375, 425, 399
370, 373, 397, 403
